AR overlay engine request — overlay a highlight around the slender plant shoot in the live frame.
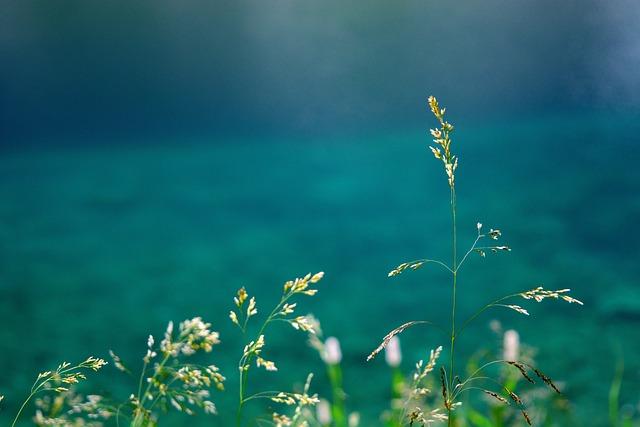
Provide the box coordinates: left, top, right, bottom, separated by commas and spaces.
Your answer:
368, 96, 583, 426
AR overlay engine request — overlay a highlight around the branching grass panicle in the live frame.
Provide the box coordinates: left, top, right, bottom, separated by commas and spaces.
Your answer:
10, 357, 107, 427
231, 272, 324, 427
368, 96, 583, 426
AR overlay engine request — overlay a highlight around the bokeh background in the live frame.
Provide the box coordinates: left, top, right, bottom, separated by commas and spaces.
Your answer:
1, 1, 639, 425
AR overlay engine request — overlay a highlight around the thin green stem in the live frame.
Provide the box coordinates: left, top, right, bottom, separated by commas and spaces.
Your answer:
452, 376, 495, 400
456, 293, 521, 338
236, 292, 293, 427
449, 274, 456, 382
115, 403, 127, 427
404, 258, 454, 274
134, 351, 174, 425
455, 383, 514, 403
141, 353, 171, 405
609, 357, 624, 426
455, 375, 513, 396
147, 375, 181, 412
448, 186, 457, 427
458, 360, 511, 390
242, 390, 283, 402
29, 374, 42, 394
11, 392, 36, 427
11, 376, 52, 427
241, 311, 250, 334
455, 234, 483, 273
136, 360, 149, 403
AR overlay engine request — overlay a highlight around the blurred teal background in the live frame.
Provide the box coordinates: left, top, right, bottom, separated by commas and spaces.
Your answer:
1, 1, 639, 425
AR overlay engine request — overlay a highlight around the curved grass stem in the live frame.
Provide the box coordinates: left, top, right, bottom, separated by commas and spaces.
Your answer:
456, 293, 522, 339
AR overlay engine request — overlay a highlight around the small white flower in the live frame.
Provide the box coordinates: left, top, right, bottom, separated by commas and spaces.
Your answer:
143, 349, 157, 363
322, 337, 342, 365
503, 329, 520, 362
384, 336, 402, 368
316, 399, 332, 424
348, 412, 361, 427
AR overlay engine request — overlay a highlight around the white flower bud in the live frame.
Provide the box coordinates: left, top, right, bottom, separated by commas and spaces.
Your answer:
384, 336, 402, 367
503, 329, 520, 362
316, 399, 332, 424
322, 337, 342, 365
348, 412, 360, 427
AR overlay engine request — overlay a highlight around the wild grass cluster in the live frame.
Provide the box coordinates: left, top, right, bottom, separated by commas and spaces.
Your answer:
1, 96, 597, 426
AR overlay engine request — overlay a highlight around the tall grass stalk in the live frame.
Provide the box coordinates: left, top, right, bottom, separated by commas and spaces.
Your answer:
369, 96, 583, 426
230, 273, 323, 427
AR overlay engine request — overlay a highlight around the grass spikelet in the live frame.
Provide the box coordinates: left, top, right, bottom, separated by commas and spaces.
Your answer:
521, 408, 533, 425
507, 361, 536, 384
440, 367, 449, 409
388, 258, 453, 278
367, 321, 433, 361
531, 367, 561, 393
482, 389, 509, 405
412, 346, 443, 383
520, 287, 584, 306
505, 305, 530, 316
506, 389, 523, 406
388, 261, 424, 277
